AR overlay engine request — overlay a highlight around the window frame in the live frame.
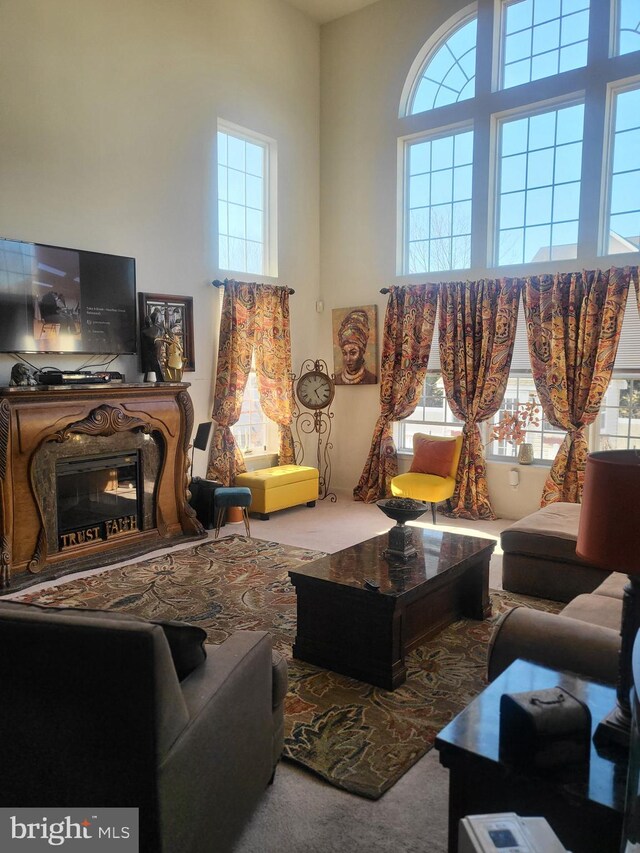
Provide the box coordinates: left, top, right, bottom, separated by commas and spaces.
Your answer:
217, 119, 278, 278
395, 0, 640, 459
230, 359, 280, 456
401, 121, 475, 275
599, 75, 640, 256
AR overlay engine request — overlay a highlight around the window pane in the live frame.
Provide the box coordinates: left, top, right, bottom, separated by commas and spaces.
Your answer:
487, 375, 562, 462
497, 103, 584, 265
231, 370, 269, 453
598, 378, 640, 451
607, 87, 640, 254
410, 17, 477, 114
406, 129, 473, 273
395, 374, 461, 452
501, 0, 590, 90
618, 0, 640, 56
217, 128, 269, 274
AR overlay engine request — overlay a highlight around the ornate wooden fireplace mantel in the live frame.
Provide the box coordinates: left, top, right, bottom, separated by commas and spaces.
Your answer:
0, 382, 205, 591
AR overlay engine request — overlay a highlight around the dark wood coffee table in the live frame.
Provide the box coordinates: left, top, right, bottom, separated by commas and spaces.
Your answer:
288, 527, 495, 690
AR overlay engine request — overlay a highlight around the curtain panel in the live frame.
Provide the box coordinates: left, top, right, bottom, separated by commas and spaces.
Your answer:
353, 284, 438, 503
254, 285, 295, 465
207, 281, 255, 485
439, 278, 520, 519
522, 267, 632, 505
207, 281, 295, 485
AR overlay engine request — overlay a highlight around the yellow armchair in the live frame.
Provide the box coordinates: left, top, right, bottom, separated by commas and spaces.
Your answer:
390, 433, 463, 524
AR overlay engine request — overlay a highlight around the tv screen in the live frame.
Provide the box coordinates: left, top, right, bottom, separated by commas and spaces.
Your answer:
0, 238, 137, 354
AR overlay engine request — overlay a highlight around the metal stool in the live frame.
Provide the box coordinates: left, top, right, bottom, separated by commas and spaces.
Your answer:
213, 486, 252, 539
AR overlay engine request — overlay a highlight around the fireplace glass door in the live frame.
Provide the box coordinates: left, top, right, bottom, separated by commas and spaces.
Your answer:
56, 452, 141, 540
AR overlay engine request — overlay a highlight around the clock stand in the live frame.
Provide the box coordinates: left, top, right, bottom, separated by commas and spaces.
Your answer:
291, 358, 336, 502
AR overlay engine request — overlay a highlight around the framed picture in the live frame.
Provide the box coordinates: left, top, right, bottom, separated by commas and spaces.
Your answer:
138, 292, 195, 372
332, 304, 378, 385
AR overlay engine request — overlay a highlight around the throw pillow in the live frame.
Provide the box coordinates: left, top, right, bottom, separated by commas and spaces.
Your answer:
409, 436, 456, 478
0, 601, 207, 681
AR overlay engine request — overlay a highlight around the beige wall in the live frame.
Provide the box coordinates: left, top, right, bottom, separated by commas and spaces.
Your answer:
0, 0, 320, 476
319, 0, 543, 517
0, 0, 546, 516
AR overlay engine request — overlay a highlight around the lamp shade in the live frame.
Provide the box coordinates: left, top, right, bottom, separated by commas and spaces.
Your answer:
576, 450, 640, 574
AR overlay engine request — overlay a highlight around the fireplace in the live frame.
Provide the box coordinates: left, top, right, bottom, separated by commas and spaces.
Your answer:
0, 383, 204, 590
56, 452, 142, 550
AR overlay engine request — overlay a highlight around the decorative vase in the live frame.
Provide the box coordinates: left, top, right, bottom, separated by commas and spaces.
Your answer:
376, 498, 429, 560
518, 443, 534, 465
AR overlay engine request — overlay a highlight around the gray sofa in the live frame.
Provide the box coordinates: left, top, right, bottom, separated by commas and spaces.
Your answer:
0, 600, 287, 853
488, 572, 624, 684
489, 504, 624, 685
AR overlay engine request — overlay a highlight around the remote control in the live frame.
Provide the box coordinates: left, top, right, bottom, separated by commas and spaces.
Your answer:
364, 579, 380, 591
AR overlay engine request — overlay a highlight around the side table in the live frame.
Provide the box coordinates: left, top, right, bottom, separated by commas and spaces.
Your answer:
435, 659, 628, 853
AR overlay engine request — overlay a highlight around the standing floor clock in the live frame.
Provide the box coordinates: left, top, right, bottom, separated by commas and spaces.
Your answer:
291, 358, 336, 501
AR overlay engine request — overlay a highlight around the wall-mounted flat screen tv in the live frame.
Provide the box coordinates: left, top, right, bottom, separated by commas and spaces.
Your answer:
0, 237, 137, 354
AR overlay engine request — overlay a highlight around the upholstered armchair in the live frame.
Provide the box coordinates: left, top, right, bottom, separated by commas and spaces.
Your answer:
0, 601, 287, 853
391, 433, 463, 523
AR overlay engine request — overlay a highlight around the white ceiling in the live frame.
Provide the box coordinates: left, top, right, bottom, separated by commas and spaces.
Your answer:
284, 0, 380, 24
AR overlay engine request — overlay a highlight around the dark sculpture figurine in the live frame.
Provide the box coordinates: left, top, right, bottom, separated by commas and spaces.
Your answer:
10, 363, 37, 386
140, 309, 166, 382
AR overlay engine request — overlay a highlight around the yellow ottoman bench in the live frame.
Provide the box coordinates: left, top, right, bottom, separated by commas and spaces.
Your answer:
235, 465, 319, 519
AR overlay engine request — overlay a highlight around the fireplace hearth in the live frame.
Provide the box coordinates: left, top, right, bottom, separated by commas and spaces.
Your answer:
0, 383, 205, 590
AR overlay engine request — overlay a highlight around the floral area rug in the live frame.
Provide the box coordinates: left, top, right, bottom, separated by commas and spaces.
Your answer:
15, 535, 561, 799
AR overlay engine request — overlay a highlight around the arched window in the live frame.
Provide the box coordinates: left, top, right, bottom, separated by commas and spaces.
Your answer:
395, 0, 640, 459
409, 16, 477, 114
618, 0, 640, 55
398, 0, 640, 276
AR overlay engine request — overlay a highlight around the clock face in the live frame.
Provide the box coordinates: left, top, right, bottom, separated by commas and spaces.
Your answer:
296, 371, 335, 410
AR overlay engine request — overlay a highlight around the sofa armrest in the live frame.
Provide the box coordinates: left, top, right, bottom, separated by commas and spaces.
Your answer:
487, 606, 620, 685
158, 630, 283, 853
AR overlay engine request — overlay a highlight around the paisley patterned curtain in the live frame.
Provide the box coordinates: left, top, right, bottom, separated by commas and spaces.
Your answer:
254, 285, 295, 465
439, 278, 520, 520
353, 284, 438, 503
207, 281, 255, 485
522, 267, 632, 505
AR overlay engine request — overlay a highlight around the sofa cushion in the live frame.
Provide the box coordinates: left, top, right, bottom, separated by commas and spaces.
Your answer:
0, 600, 206, 681
592, 573, 627, 600
561, 592, 622, 632
501, 502, 583, 563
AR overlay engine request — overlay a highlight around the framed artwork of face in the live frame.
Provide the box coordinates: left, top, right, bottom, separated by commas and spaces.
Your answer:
331, 304, 378, 385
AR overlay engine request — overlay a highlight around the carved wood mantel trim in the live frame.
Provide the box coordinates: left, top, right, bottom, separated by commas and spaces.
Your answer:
0, 383, 205, 591
52, 404, 152, 441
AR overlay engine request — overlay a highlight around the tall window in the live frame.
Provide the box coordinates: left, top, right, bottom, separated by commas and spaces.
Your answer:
217, 121, 277, 276
606, 84, 640, 254
396, 0, 640, 457
406, 129, 474, 273
496, 102, 584, 264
